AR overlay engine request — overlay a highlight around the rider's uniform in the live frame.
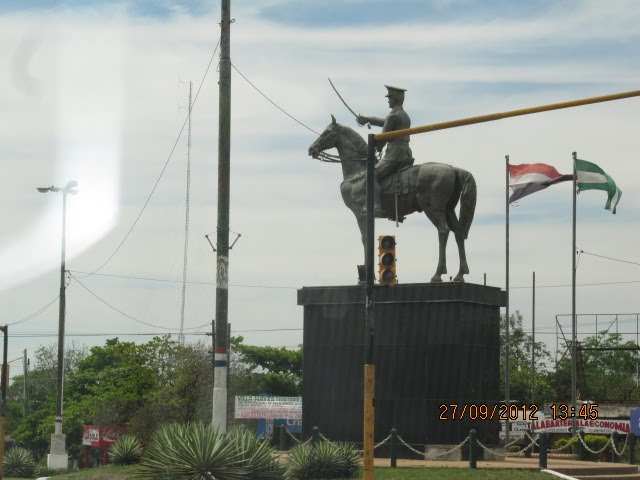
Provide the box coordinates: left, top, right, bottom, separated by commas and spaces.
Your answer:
371, 105, 414, 178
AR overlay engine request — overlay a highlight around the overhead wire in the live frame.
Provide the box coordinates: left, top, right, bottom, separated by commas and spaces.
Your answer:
231, 62, 320, 135
77, 36, 221, 278
8, 295, 60, 326
69, 273, 209, 332
579, 249, 640, 267
68, 270, 297, 289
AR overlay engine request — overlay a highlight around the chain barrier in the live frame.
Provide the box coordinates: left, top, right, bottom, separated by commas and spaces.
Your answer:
374, 433, 392, 450
504, 436, 521, 448
424, 436, 470, 461
282, 426, 304, 444
476, 438, 506, 459
395, 434, 426, 457
611, 434, 630, 457
548, 440, 575, 453
518, 437, 538, 454
319, 433, 336, 444
576, 432, 612, 455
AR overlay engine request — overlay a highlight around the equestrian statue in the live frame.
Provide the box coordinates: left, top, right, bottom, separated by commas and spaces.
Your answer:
308, 85, 477, 283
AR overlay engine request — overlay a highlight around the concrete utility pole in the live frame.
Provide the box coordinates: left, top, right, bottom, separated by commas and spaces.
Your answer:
212, 0, 231, 433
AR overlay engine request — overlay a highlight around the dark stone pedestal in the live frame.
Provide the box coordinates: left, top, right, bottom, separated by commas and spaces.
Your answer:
297, 282, 505, 455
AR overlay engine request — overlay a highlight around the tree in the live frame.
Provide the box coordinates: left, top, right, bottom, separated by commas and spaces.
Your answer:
230, 336, 302, 397
7, 342, 87, 458
555, 331, 640, 403
500, 311, 556, 404
7, 337, 214, 461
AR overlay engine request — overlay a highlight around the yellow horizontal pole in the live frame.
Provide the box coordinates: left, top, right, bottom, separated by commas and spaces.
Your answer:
375, 89, 640, 141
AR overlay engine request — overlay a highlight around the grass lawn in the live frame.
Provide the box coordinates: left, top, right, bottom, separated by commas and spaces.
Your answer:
4, 464, 143, 479
4, 466, 550, 480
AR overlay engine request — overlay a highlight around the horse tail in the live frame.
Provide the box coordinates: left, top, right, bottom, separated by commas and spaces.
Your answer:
457, 168, 477, 240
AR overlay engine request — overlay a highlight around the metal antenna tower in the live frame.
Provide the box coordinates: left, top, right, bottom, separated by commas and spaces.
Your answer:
179, 82, 193, 344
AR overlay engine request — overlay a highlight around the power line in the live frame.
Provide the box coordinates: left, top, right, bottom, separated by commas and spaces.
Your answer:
78, 37, 221, 277
69, 273, 209, 332
8, 295, 60, 326
8, 332, 209, 338
231, 62, 320, 135
68, 270, 297, 289
511, 279, 640, 289
579, 249, 640, 267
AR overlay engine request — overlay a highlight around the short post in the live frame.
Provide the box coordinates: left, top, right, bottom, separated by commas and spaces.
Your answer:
577, 430, 585, 461
630, 434, 636, 465
524, 429, 532, 458
469, 429, 477, 469
611, 431, 619, 463
390, 428, 398, 468
312, 426, 320, 445
279, 424, 286, 452
539, 433, 548, 469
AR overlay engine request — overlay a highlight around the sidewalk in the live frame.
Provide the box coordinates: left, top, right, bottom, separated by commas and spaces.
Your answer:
373, 456, 634, 471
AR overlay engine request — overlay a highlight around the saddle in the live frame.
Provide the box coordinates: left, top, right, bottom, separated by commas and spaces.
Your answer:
380, 164, 415, 196
378, 164, 419, 223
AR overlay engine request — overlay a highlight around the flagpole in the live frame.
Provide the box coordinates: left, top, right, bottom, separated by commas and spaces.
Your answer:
571, 152, 578, 437
505, 155, 510, 444
531, 271, 535, 404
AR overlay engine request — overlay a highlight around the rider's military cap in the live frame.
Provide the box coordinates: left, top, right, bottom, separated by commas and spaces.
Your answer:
384, 85, 407, 97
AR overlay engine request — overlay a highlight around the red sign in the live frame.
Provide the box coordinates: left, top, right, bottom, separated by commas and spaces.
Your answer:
82, 425, 126, 447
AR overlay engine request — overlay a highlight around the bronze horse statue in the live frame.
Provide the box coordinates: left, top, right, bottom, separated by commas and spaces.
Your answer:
308, 115, 476, 283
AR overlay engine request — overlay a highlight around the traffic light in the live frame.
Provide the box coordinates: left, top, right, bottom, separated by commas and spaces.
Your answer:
378, 235, 397, 285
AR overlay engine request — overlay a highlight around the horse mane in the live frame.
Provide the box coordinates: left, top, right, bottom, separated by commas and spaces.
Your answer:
337, 123, 368, 158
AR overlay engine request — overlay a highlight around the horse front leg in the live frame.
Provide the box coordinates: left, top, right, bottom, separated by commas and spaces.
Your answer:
355, 212, 367, 284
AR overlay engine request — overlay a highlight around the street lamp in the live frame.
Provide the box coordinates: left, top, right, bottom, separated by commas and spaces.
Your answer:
37, 180, 77, 470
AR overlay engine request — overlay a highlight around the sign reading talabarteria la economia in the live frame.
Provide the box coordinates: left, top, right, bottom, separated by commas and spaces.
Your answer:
235, 396, 302, 420
530, 418, 630, 435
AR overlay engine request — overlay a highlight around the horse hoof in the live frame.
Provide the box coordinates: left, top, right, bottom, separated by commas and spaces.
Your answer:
430, 276, 443, 283
453, 275, 465, 283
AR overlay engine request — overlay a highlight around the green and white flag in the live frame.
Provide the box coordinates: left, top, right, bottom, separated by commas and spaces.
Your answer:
575, 158, 622, 214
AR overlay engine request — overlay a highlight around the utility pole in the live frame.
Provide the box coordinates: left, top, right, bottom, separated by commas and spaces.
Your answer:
0, 324, 7, 480
212, 0, 231, 433
23, 349, 28, 416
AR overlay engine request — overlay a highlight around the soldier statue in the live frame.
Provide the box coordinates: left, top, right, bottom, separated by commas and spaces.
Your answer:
357, 85, 414, 217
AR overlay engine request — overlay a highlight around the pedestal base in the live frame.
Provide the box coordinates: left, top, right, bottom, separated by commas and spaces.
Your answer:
298, 282, 505, 453
48, 434, 68, 470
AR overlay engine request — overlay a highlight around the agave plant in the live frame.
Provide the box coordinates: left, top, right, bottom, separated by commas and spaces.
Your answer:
227, 425, 284, 480
4, 446, 36, 478
109, 434, 144, 465
140, 422, 248, 480
285, 441, 360, 480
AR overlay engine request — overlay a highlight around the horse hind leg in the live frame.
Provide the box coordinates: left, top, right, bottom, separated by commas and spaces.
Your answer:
445, 209, 469, 282
425, 210, 449, 283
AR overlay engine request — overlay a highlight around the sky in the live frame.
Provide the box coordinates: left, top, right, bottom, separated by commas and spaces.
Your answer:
1, 0, 639, 382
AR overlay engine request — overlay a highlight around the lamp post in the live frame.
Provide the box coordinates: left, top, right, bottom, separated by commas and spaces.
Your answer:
37, 180, 77, 469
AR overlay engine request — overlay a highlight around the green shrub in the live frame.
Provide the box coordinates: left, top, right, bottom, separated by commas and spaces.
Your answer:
140, 422, 247, 480
507, 444, 521, 452
227, 426, 284, 479
584, 434, 609, 451
553, 436, 577, 450
285, 441, 360, 480
109, 434, 144, 465
4, 446, 36, 478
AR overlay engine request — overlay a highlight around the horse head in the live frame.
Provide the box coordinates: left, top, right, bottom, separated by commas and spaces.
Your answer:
308, 115, 340, 159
